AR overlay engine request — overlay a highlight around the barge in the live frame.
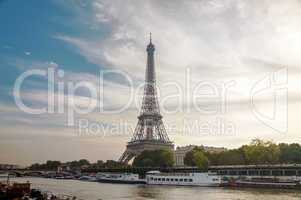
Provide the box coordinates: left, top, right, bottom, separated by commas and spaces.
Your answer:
224, 177, 301, 189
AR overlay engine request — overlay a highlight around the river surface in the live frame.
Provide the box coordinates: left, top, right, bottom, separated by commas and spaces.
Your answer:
11, 177, 301, 200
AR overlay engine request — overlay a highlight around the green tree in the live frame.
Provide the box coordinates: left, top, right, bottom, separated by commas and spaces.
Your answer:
279, 143, 301, 164
265, 142, 280, 164
29, 163, 41, 170
96, 160, 104, 168
214, 149, 245, 165
193, 151, 209, 169
133, 149, 174, 167
243, 139, 280, 164
78, 159, 90, 166
183, 150, 195, 166
69, 160, 80, 168
140, 158, 154, 167
184, 147, 209, 170
45, 160, 61, 170
105, 160, 126, 168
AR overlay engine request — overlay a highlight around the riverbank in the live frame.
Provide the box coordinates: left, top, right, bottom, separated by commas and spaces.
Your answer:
0, 178, 79, 200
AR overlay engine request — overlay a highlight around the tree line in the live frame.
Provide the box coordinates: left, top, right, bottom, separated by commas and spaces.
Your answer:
29, 150, 175, 170
184, 139, 301, 170
29, 139, 301, 170
29, 159, 128, 170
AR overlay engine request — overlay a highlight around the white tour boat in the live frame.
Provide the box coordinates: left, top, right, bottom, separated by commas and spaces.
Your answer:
146, 171, 221, 186
96, 172, 145, 184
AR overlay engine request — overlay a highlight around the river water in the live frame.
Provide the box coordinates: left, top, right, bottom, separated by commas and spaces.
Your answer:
11, 177, 301, 200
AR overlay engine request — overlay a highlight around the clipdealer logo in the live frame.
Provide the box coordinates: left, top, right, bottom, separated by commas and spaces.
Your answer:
250, 68, 288, 133
12, 67, 288, 136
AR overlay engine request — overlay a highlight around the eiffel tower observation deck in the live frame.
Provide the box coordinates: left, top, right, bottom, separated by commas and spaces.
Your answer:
119, 34, 174, 163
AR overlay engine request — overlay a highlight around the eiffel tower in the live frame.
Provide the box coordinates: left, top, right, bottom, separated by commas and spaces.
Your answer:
119, 34, 174, 163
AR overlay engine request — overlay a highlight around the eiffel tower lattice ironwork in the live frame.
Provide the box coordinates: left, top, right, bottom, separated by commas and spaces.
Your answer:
119, 34, 174, 163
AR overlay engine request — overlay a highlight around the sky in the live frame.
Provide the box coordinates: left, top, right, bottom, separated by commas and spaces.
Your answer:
0, 0, 301, 166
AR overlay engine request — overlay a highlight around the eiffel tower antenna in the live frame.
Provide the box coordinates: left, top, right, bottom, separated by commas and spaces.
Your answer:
119, 35, 174, 163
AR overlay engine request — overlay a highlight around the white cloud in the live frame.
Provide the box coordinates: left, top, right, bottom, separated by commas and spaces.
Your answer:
55, 0, 301, 105
57, 0, 301, 75
52, 0, 301, 145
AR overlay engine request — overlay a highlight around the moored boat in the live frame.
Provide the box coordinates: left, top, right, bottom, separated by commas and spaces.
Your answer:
224, 177, 301, 189
78, 175, 97, 182
96, 173, 145, 184
145, 171, 221, 186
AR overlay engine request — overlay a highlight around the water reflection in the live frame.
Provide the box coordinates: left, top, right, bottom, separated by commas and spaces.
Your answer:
134, 185, 165, 199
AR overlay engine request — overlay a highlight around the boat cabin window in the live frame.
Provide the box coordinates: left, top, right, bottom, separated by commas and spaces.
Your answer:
171, 178, 174, 181
154, 178, 157, 181
175, 178, 178, 181
158, 178, 161, 181
166, 178, 169, 181
162, 178, 165, 181
180, 179, 183, 182
189, 179, 193, 182
184, 179, 188, 182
